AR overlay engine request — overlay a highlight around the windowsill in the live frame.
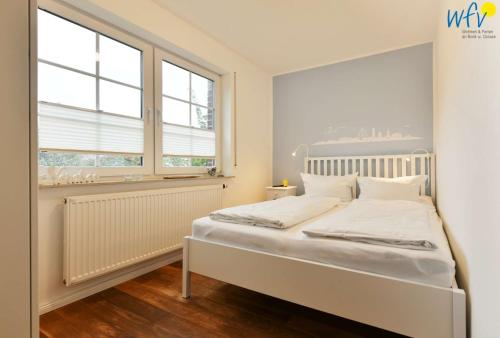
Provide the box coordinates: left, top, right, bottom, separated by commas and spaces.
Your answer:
39, 174, 234, 189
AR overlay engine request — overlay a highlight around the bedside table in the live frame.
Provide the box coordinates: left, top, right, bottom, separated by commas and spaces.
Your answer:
265, 186, 297, 200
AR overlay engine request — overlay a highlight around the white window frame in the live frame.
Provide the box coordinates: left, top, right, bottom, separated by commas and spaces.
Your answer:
37, 0, 154, 177
154, 49, 222, 175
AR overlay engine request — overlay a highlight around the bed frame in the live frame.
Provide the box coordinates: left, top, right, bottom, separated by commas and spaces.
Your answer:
182, 153, 466, 338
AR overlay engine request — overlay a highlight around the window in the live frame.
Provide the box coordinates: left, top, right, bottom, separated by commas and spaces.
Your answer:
38, 3, 222, 178
155, 50, 220, 174
37, 8, 152, 175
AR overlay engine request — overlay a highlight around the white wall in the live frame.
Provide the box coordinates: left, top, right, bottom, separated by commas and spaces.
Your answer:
435, 1, 500, 337
39, 0, 272, 312
0, 1, 32, 336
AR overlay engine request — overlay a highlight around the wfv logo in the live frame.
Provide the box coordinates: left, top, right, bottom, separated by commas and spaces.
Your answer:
447, 2, 496, 28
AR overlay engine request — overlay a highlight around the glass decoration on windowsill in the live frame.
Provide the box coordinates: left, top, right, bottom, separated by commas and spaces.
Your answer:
207, 167, 217, 176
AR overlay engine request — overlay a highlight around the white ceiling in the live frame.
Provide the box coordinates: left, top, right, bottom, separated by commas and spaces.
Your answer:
153, 0, 437, 75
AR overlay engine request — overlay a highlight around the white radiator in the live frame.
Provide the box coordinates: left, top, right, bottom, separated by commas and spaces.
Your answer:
63, 185, 223, 286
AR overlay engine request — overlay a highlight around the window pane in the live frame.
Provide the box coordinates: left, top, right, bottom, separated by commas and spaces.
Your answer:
163, 156, 215, 168
39, 62, 96, 109
97, 154, 142, 167
191, 105, 214, 130
163, 156, 190, 167
38, 10, 96, 73
39, 152, 142, 168
39, 152, 96, 167
99, 35, 141, 87
99, 80, 142, 118
162, 61, 189, 100
191, 158, 215, 167
191, 73, 213, 107
163, 97, 189, 126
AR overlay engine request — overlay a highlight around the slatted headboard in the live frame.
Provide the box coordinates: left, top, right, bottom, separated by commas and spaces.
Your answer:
304, 153, 436, 201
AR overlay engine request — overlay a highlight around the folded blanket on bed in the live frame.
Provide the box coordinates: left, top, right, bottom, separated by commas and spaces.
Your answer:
209, 196, 340, 229
303, 199, 438, 250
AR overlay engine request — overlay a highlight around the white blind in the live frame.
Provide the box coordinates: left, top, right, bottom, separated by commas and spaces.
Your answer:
163, 123, 215, 157
38, 103, 144, 155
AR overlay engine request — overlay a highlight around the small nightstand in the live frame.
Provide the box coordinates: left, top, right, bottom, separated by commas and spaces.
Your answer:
265, 186, 297, 200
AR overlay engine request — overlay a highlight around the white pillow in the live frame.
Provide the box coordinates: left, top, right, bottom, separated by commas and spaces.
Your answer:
300, 173, 357, 202
358, 177, 420, 201
363, 175, 426, 186
358, 175, 427, 196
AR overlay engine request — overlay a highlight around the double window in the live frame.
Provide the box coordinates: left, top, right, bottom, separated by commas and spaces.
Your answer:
38, 6, 220, 176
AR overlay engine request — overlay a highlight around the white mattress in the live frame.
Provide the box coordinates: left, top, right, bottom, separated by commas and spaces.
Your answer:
191, 197, 456, 287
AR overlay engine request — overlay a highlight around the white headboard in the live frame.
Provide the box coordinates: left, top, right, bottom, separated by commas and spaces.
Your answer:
304, 153, 436, 201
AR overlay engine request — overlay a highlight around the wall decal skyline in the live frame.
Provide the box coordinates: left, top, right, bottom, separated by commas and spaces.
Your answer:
312, 126, 423, 146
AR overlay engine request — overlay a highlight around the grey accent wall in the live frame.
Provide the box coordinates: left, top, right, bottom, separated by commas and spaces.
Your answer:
273, 43, 433, 193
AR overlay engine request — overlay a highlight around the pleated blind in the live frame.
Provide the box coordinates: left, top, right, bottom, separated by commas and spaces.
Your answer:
38, 103, 144, 155
163, 123, 215, 157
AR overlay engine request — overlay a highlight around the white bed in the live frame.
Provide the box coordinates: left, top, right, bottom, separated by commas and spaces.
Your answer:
182, 153, 466, 338
192, 197, 455, 288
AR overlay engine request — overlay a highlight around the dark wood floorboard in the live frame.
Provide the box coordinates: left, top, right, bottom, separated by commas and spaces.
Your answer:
40, 261, 405, 338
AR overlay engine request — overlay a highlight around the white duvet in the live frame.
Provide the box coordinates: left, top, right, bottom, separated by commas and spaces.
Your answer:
303, 199, 438, 250
209, 195, 340, 229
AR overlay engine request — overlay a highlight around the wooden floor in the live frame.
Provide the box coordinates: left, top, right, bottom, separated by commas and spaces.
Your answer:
40, 261, 404, 338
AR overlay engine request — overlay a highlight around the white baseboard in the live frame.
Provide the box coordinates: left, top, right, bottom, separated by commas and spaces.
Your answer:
39, 250, 182, 315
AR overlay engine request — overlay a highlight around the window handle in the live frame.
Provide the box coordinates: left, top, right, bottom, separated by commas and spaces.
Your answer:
146, 108, 153, 124
156, 108, 162, 127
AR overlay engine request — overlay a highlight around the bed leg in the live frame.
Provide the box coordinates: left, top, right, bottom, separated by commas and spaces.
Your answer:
452, 288, 466, 338
182, 237, 191, 299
